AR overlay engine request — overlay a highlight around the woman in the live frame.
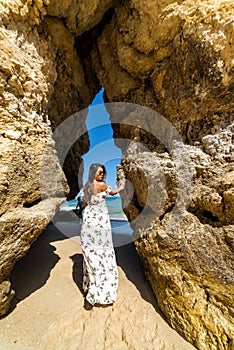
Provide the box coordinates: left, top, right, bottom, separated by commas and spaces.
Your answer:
80, 163, 124, 310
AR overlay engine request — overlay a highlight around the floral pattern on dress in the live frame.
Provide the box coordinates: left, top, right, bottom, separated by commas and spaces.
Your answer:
80, 186, 118, 305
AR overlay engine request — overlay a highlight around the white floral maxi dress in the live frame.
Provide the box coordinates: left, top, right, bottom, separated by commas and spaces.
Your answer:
80, 187, 118, 305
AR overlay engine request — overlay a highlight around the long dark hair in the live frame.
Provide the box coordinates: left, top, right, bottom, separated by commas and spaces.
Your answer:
83, 163, 106, 202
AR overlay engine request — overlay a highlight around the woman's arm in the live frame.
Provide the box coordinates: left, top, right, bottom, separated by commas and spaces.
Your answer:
109, 189, 118, 196
98, 181, 125, 196
108, 182, 125, 196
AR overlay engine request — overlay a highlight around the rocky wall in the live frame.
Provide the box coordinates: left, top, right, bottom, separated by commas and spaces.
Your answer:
117, 128, 234, 350
91, 0, 234, 142
0, 0, 92, 316
0, 1, 234, 349
88, 1, 234, 349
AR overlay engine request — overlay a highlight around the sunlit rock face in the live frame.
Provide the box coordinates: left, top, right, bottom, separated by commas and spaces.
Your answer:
88, 1, 234, 349
0, 0, 91, 316
117, 129, 234, 350
91, 0, 234, 142
0, 1, 234, 349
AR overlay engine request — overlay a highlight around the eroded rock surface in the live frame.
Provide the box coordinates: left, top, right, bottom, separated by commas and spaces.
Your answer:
0, 0, 89, 316
91, 0, 234, 142
118, 126, 234, 350
96, 2, 234, 348
0, 1, 234, 349
0, 226, 196, 350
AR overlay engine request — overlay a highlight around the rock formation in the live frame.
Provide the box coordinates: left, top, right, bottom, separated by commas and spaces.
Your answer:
90, 2, 234, 349
0, 0, 90, 316
0, 0, 233, 349
117, 128, 234, 350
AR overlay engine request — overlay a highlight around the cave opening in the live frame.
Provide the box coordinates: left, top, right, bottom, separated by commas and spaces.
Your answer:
81, 87, 130, 223
81, 87, 133, 244
81, 87, 122, 191
57, 87, 132, 240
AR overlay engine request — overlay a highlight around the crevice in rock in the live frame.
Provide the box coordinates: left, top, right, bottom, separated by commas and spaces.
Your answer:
159, 205, 175, 222
205, 290, 210, 302
112, 124, 168, 153
74, 7, 115, 97
188, 208, 222, 227
201, 210, 219, 223
75, 8, 115, 59
48, 7, 118, 200
23, 198, 42, 208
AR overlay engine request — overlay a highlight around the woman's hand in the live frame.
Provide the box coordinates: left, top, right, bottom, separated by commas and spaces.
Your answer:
117, 178, 126, 192
117, 184, 125, 192
108, 178, 126, 196
109, 183, 125, 196
109, 189, 118, 196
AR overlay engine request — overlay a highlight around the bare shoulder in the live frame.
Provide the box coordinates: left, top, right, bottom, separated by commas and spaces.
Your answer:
94, 181, 107, 193
99, 182, 108, 192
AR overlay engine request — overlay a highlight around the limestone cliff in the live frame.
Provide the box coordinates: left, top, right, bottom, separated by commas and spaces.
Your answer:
0, 1, 233, 349
118, 128, 234, 350
91, 0, 234, 142
0, 0, 90, 315
89, 2, 234, 349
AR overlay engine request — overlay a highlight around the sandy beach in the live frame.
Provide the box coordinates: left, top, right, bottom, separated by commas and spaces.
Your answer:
0, 222, 195, 350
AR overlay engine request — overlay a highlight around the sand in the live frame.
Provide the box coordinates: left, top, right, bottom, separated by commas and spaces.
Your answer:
0, 222, 196, 350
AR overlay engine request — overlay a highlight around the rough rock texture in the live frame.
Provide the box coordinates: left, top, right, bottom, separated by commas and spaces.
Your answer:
118, 127, 234, 350
0, 19, 70, 316
0, 226, 196, 350
0, 1, 234, 350
88, 2, 234, 349
91, 0, 234, 142
42, 16, 91, 199
46, 0, 114, 35
0, 0, 90, 316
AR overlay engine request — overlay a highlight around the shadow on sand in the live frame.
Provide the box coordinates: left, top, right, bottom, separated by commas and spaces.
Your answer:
6, 220, 161, 316
8, 223, 76, 315
69, 242, 161, 314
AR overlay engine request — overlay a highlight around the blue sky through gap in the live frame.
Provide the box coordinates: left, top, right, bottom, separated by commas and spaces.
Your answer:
82, 88, 122, 190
